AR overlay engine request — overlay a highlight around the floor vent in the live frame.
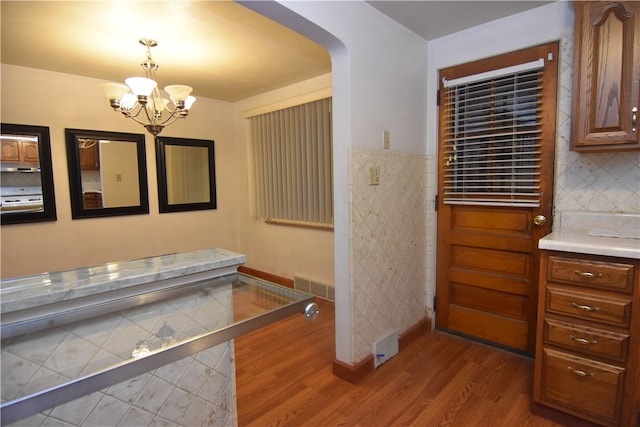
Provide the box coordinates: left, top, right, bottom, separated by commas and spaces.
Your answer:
294, 276, 334, 301
373, 330, 399, 368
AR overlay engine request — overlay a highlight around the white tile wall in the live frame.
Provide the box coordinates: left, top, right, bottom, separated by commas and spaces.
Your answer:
1, 285, 237, 427
350, 148, 428, 361
554, 31, 640, 214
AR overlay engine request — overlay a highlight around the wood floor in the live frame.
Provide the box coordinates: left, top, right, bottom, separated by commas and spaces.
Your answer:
235, 299, 568, 427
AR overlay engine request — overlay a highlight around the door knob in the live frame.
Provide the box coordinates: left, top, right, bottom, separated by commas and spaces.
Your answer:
533, 214, 546, 226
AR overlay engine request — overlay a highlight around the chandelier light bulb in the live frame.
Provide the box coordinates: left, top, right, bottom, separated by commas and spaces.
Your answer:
120, 93, 137, 110
184, 96, 196, 110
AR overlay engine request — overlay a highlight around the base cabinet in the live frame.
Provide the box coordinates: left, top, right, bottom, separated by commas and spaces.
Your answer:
534, 251, 640, 426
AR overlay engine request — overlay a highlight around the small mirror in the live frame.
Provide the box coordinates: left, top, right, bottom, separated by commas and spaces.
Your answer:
156, 137, 216, 213
1, 123, 57, 225
65, 128, 149, 219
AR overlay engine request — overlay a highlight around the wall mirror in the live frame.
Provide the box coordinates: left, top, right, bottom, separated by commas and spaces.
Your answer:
155, 137, 216, 213
65, 128, 149, 219
1, 123, 57, 225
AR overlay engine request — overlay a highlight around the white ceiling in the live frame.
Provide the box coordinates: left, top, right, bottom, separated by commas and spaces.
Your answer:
367, 1, 552, 40
1, 1, 552, 103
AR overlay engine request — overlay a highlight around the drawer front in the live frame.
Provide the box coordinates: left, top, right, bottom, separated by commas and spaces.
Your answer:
547, 256, 634, 293
540, 348, 625, 425
547, 287, 632, 328
544, 318, 629, 362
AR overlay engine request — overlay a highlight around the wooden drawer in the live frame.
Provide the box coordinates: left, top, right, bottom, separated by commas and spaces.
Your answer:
540, 348, 625, 425
547, 287, 632, 328
544, 318, 629, 363
547, 256, 634, 293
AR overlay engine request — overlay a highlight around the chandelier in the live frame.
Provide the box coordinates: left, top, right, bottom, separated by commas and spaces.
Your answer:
99, 39, 196, 136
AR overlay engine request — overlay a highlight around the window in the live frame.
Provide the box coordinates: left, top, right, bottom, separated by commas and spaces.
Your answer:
249, 97, 333, 227
441, 58, 549, 207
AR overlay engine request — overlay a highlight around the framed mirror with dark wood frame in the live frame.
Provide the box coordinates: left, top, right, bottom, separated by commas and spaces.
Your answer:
155, 136, 216, 213
65, 128, 149, 219
1, 123, 57, 225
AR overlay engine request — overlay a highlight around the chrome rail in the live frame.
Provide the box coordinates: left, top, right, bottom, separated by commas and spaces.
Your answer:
0, 273, 315, 425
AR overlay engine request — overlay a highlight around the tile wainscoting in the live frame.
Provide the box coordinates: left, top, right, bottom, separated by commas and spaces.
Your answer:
350, 148, 428, 362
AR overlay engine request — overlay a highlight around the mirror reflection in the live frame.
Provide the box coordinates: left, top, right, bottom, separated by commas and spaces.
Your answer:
66, 129, 149, 219
1, 123, 57, 224
156, 137, 216, 213
165, 145, 210, 204
78, 138, 141, 209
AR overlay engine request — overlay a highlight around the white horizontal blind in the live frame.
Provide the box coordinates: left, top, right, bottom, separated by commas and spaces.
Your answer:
250, 98, 333, 226
442, 62, 544, 207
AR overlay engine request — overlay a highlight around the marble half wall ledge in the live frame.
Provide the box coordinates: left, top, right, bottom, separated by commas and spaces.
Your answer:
0, 248, 247, 314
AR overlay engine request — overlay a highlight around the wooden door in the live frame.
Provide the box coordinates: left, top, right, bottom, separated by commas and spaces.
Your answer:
436, 43, 559, 353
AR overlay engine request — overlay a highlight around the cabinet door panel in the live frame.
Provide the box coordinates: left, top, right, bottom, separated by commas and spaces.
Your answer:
1, 140, 21, 162
540, 348, 625, 425
21, 141, 39, 163
572, 1, 640, 151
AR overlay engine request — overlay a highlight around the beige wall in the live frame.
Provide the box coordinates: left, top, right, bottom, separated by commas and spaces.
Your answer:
1, 65, 335, 286
0, 65, 239, 278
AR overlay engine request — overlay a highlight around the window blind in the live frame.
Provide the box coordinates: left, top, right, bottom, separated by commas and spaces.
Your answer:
249, 98, 333, 226
442, 61, 545, 207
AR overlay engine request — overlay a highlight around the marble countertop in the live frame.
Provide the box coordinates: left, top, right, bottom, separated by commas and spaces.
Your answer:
0, 248, 247, 314
539, 211, 640, 259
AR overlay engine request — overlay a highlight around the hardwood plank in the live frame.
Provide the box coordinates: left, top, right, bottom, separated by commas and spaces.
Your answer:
235, 300, 569, 426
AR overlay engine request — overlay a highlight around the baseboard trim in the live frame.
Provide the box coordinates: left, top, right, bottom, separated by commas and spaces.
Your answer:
530, 401, 601, 426
399, 316, 431, 352
237, 266, 295, 289
332, 316, 431, 384
332, 355, 374, 384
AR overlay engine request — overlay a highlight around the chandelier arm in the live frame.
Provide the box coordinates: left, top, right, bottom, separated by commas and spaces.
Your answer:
121, 110, 158, 128
155, 112, 184, 128
120, 104, 145, 119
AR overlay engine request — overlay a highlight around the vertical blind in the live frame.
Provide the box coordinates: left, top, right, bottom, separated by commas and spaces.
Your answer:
442, 59, 545, 207
249, 97, 333, 225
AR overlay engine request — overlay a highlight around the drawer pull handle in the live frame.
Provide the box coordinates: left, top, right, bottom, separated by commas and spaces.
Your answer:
574, 271, 603, 279
572, 302, 600, 312
568, 366, 593, 377
570, 335, 597, 345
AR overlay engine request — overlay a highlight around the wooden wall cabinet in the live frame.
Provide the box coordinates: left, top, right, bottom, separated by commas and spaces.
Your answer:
79, 142, 100, 170
534, 251, 640, 426
1, 139, 39, 163
571, 1, 640, 152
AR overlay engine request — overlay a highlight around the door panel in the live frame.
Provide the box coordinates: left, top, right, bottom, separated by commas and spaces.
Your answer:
450, 283, 526, 319
448, 305, 529, 350
436, 42, 559, 353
